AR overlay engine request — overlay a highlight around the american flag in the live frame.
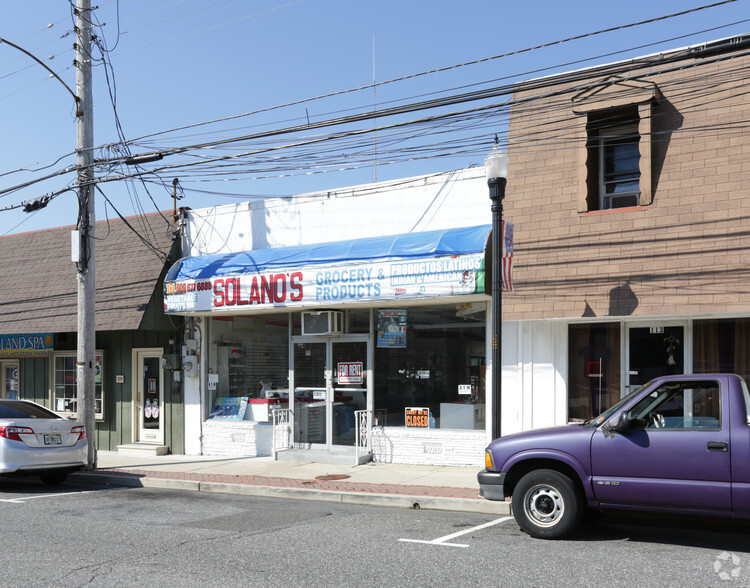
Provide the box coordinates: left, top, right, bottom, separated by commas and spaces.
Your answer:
502, 221, 514, 291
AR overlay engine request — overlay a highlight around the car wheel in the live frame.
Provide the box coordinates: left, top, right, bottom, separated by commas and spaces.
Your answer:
511, 469, 581, 539
40, 470, 68, 486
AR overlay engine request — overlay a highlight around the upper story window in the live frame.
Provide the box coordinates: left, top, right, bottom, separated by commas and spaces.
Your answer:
589, 107, 641, 210
572, 78, 661, 213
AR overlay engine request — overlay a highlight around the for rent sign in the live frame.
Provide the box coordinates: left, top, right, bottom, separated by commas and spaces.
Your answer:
337, 362, 363, 384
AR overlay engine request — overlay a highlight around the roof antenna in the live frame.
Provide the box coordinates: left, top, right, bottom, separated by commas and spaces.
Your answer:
372, 34, 378, 183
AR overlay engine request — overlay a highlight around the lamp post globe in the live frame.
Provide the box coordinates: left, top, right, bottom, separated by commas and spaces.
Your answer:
485, 144, 509, 181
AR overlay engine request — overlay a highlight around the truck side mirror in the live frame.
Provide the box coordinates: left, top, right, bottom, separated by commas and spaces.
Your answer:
603, 411, 631, 435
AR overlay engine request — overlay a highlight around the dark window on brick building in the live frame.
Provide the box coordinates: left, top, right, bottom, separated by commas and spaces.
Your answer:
585, 105, 641, 211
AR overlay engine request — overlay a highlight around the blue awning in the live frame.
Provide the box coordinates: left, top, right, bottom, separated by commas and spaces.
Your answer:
166, 224, 491, 282
163, 225, 492, 313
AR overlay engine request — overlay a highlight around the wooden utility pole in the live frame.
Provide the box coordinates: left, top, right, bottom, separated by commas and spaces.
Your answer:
75, 0, 96, 470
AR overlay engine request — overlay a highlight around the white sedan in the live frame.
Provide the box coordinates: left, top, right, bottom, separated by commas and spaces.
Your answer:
0, 399, 87, 485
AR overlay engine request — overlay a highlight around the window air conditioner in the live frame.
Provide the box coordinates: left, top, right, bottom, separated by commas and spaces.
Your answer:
604, 192, 639, 210
301, 311, 344, 335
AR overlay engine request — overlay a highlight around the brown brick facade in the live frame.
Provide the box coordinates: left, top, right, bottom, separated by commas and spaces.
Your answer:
503, 51, 750, 322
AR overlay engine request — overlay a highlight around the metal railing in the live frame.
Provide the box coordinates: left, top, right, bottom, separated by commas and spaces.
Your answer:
354, 409, 373, 463
272, 407, 292, 458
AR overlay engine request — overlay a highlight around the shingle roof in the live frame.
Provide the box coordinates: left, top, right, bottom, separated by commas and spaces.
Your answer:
0, 212, 178, 334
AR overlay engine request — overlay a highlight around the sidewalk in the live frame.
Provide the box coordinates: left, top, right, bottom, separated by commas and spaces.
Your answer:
70, 451, 510, 515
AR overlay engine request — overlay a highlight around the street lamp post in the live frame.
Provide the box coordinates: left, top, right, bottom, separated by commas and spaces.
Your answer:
485, 144, 509, 440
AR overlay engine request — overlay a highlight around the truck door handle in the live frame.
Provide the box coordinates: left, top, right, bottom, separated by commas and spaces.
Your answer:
707, 441, 728, 452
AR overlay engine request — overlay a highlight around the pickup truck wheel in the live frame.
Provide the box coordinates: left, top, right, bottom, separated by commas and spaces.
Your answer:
512, 469, 581, 539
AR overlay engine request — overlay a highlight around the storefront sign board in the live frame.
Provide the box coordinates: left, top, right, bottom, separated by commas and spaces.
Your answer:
164, 252, 485, 314
0, 333, 54, 358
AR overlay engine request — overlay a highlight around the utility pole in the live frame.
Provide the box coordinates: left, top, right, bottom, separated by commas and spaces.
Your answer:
75, 0, 96, 470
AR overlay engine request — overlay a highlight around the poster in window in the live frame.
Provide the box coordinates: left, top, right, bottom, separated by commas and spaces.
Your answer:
94, 355, 103, 384
145, 378, 159, 423
377, 308, 407, 348
210, 397, 249, 420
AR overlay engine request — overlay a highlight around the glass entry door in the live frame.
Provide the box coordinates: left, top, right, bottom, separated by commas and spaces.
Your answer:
135, 349, 164, 445
292, 336, 369, 449
331, 340, 368, 445
293, 341, 327, 446
627, 325, 684, 392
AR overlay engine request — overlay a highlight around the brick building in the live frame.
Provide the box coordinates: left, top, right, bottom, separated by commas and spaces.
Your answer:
500, 35, 750, 434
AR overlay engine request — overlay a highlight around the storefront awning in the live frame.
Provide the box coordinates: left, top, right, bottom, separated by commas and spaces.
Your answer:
164, 224, 491, 314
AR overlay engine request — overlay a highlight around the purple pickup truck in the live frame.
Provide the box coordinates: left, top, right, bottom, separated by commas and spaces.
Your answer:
478, 373, 750, 539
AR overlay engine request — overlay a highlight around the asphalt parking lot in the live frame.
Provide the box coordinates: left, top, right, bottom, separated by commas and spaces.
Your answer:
2, 478, 750, 587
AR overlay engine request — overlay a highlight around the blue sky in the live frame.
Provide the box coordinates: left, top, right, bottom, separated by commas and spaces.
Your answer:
1, 0, 748, 235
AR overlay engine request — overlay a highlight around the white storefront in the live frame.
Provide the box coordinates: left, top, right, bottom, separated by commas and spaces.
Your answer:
167, 168, 499, 466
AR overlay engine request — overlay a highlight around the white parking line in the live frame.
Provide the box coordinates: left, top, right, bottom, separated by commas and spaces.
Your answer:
399, 516, 514, 548
0, 489, 98, 504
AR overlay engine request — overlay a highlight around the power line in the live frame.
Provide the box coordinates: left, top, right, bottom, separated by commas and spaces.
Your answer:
95, 185, 170, 261
117, 0, 307, 55
2, 21, 749, 209
110, 1, 742, 149
96, 41, 750, 165
2, 44, 747, 204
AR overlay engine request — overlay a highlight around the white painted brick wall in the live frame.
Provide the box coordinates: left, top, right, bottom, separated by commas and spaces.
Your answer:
202, 420, 274, 457
371, 427, 486, 467
202, 421, 486, 466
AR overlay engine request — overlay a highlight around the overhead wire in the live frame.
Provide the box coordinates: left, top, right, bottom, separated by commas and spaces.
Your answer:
88, 1, 174, 248
95, 45, 750, 171
109, 17, 750, 191
0, 3, 740, 167
95, 185, 171, 261
110, 1, 743, 149
116, 0, 307, 55
1, 2, 748, 212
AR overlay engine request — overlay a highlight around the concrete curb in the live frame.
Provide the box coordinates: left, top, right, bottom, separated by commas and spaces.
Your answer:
70, 471, 511, 515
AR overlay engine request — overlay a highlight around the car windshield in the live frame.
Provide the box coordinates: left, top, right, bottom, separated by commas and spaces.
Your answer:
0, 401, 60, 420
586, 380, 654, 427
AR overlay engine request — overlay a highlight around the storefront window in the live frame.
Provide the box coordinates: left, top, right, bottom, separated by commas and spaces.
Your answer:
210, 315, 290, 419
567, 323, 620, 421
53, 353, 104, 419
694, 318, 750, 382
0, 361, 19, 399
374, 304, 486, 429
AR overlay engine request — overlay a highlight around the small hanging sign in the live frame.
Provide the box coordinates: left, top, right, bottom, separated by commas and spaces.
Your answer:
338, 362, 363, 384
405, 407, 430, 428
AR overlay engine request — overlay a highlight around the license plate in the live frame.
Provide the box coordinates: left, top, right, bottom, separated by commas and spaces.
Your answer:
43, 434, 62, 445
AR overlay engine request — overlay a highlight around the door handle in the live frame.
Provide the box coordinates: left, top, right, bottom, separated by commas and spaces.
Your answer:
707, 441, 728, 452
